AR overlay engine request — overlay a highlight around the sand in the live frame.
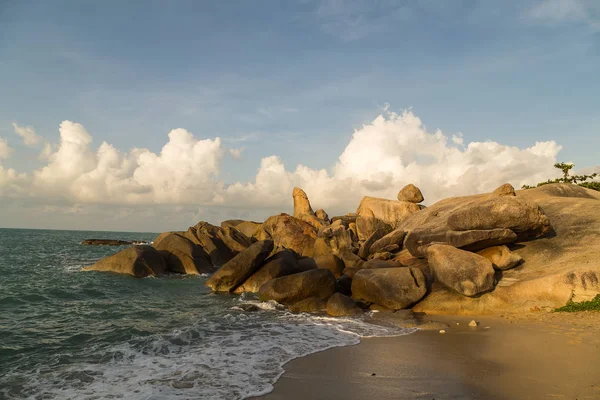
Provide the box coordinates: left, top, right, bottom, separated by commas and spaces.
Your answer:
255, 312, 600, 400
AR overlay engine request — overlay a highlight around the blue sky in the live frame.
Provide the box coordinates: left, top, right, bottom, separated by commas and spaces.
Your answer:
0, 0, 599, 231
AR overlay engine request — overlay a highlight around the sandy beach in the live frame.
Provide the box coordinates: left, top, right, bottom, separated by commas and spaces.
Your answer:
256, 312, 600, 400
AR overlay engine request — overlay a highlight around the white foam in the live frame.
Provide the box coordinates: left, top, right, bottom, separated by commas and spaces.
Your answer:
3, 304, 415, 400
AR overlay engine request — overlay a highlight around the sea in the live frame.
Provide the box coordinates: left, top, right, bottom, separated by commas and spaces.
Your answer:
0, 228, 414, 399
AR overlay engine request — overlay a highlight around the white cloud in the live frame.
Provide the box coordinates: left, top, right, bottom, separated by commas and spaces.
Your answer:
0, 138, 13, 160
527, 0, 600, 29
12, 122, 42, 146
218, 110, 563, 215
0, 110, 565, 224
228, 148, 243, 159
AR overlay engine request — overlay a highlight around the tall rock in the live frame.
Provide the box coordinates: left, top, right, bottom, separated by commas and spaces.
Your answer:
293, 187, 326, 230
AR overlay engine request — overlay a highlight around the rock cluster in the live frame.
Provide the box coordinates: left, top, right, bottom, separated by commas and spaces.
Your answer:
83, 182, 600, 316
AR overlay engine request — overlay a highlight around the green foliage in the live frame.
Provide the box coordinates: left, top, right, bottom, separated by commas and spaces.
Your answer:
554, 294, 600, 312
521, 162, 599, 192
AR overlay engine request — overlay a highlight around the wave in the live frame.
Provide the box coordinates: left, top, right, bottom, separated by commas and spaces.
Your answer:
1, 300, 415, 400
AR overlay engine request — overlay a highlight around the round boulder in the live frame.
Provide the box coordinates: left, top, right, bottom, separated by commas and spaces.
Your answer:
397, 184, 424, 203
351, 267, 427, 310
258, 268, 336, 305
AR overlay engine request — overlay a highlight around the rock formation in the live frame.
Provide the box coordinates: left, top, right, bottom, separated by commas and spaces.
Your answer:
83, 183, 600, 318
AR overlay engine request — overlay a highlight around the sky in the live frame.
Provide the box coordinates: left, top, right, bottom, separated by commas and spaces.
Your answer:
0, 0, 599, 232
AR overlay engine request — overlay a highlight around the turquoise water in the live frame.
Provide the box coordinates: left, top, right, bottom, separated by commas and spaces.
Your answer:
0, 228, 410, 399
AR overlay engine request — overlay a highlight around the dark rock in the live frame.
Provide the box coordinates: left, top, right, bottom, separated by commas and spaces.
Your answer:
288, 297, 327, 313
327, 293, 363, 316
351, 267, 427, 310
205, 240, 274, 292
336, 275, 353, 296
81, 239, 135, 246
258, 269, 336, 304
233, 249, 300, 294
358, 228, 386, 259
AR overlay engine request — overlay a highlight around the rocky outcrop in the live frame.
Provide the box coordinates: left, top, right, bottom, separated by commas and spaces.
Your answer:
293, 187, 325, 230
397, 184, 424, 203
289, 297, 327, 313
153, 233, 214, 274
351, 267, 427, 310
257, 214, 317, 257
218, 226, 254, 253
258, 268, 336, 304
82, 245, 167, 278
477, 245, 522, 271
233, 249, 300, 294
426, 244, 496, 297
205, 240, 274, 292
326, 293, 363, 316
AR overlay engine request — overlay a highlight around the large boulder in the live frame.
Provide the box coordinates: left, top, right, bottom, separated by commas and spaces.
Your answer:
257, 214, 317, 257
405, 228, 517, 258
326, 293, 363, 317
82, 245, 167, 278
220, 220, 263, 239
153, 233, 214, 274
491, 183, 516, 197
398, 191, 552, 257
358, 228, 386, 259
258, 269, 336, 304
426, 244, 496, 297
397, 183, 424, 203
293, 187, 325, 230
351, 267, 427, 310
205, 240, 274, 292
369, 229, 406, 255
233, 249, 300, 294
447, 196, 552, 241
355, 196, 421, 240
477, 245, 522, 271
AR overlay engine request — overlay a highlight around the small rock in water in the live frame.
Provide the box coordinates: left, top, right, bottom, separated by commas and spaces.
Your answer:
239, 304, 260, 312
439, 330, 446, 334
469, 320, 478, 327
371, 373, 376, 376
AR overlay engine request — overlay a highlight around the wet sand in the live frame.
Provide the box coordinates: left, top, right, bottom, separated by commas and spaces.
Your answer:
256, 312, 600, 400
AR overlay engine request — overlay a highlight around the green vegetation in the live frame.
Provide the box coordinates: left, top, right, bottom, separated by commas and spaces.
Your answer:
554, 294, 600, 312
522, 162, 599, 191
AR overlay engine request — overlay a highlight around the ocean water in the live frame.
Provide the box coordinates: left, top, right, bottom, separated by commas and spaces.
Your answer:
0, 228, 414, 399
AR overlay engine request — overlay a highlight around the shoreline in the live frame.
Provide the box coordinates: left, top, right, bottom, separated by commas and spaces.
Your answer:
254, 312, 600, 400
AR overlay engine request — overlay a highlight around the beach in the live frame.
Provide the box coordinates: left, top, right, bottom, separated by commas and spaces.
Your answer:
257, 312, 600, 400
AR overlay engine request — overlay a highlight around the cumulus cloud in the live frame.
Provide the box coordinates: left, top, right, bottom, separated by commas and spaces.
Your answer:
12, 122, 42, 146
1, 110, 565, 224
0, 138, 13, 160
221, 110, 562, 215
